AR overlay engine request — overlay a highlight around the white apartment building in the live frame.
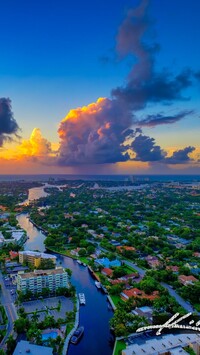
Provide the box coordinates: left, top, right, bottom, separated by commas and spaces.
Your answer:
17, 267, 69, 294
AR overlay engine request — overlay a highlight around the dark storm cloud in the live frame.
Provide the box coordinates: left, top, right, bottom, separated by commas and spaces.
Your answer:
135, 110, 194, 127
165, 146, 195, 164
112, 68, 193, 111
128, 132, 196, 165
0, 98, 20, 146
130, 133, 166, 162
55, 0, 198, 167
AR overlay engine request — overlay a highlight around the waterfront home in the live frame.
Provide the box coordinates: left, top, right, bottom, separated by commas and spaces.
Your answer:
101, 268, 113, 278
71, 247, 81, 256
95, 257, 121, 268
121, 288, 159, 301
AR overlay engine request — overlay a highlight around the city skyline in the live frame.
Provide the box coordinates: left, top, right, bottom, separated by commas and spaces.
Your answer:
0, 0, 200, 174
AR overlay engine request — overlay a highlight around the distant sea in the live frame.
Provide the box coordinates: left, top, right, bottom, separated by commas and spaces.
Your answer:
0, 174, 199, 182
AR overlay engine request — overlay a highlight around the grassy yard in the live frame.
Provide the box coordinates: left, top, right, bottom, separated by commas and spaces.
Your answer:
114, 340, 126, 355
110, 295, 123, 307
79, 256, 90, 264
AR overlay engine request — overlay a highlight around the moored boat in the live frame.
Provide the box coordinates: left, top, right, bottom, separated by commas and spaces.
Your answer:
95, 281, 101, 289
70, 326, 84, 344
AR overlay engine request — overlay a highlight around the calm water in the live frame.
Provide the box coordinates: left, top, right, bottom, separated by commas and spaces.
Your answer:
17, 214, 46, 252
17, 185, 114, 355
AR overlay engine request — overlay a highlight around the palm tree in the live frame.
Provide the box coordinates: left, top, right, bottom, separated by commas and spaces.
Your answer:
31, 311, 40, 323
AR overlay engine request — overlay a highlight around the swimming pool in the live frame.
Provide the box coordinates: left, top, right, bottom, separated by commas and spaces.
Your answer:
42, 331, 58, 340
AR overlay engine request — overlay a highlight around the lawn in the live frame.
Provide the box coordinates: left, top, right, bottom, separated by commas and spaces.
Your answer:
110, 295, 123, 307
79, 256, 90, 264
114, 340, 126, 355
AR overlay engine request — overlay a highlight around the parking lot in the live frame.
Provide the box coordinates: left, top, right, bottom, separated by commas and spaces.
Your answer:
22, 296, 74, 321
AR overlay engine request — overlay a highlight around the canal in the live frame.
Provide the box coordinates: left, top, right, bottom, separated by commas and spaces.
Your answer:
17, 185, 114, 355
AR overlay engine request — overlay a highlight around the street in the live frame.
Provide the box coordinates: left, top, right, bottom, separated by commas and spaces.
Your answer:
122, 259, 198, 314
0, 271, 18, 348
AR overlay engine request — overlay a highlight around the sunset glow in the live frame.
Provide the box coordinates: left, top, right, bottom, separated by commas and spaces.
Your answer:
0, 0, 199, 174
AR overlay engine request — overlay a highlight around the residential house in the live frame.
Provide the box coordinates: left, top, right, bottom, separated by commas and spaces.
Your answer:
101, 268, 113, 278
121, 288, 159, 301
146, 255, 161, 269
178, 275, 198, 286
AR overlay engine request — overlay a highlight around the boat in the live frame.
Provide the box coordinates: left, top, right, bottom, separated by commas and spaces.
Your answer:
82, 263, 87, 267
101, 285, 108, 294
78, 293, 86, 305
70, 326, 84, 344
95, 281, 101, 289
77, 260, 82, 265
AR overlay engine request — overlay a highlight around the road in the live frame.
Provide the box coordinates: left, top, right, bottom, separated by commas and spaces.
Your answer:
122, 259, 198, 314
122, 259, 146, 276
0, 271, 18, 349
161, 282, 199, 314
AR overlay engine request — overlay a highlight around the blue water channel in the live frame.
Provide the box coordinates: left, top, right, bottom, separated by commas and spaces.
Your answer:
17, 209, 114, 355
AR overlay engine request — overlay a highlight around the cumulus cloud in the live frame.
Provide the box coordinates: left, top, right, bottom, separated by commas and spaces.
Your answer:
0, 98, 20, 146
57, 98, 132, 165
18, 128, 53, 160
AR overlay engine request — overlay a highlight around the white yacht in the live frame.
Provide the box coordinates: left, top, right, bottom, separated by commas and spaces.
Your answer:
78, 293, 86, 305
95, 281, 101, 289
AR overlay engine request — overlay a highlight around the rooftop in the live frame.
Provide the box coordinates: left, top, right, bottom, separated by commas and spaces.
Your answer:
13, 340, 53, 355
122, 333, 200, 355
19, 250, 56, 259
18, 267, 66, 279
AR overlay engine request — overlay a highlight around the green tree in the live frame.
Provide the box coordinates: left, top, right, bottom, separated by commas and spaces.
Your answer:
6, 335, 16, 355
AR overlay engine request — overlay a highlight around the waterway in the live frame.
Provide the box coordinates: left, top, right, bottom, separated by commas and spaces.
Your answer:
17, 185, 114, 355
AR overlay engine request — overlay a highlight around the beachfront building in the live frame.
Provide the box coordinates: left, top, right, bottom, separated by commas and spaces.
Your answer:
19, 250, 56, 268
17, 267, 69, 294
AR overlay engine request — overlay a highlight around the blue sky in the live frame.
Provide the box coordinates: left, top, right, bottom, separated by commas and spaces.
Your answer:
0, 0, 199, 174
